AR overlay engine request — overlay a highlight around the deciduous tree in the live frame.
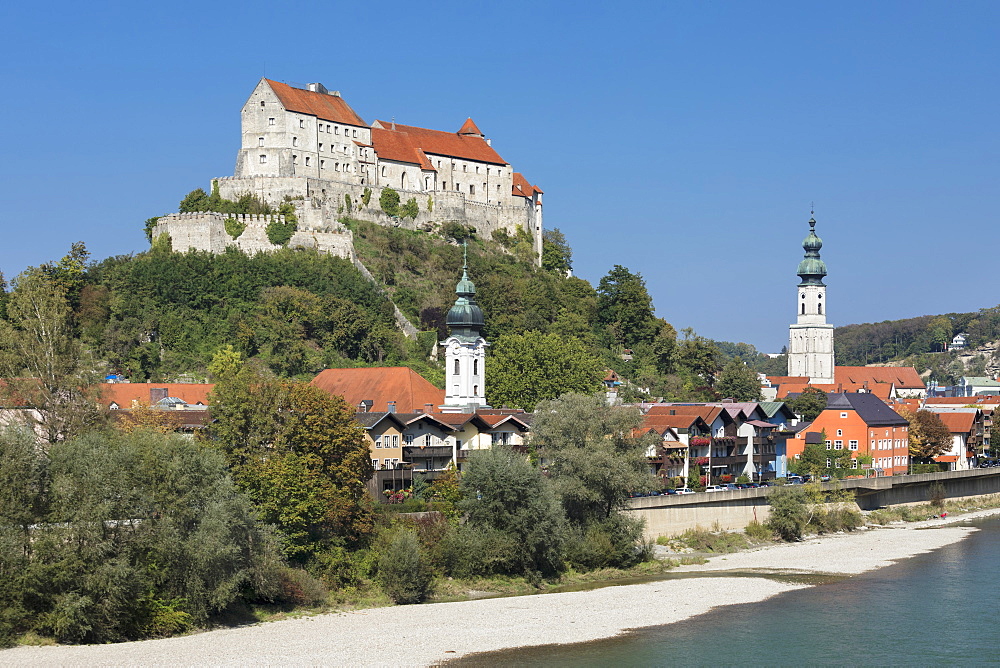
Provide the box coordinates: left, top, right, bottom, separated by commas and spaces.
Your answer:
487, 331, 603, 411
901, 409, 952, 462
715, 358, 763, 401
787, 386, 828, 422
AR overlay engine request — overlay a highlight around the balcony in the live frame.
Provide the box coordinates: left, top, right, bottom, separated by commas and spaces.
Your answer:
403, 445, 453, 458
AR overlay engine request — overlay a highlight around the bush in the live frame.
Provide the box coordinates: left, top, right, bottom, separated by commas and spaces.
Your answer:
273, 568, 329, 606
376, 530, 433, 604
766, 486, 809, 541
441, 525, 519, 578
224, 217, 246, 239
744, 520, 773, 541
379, 187, 400, 216
564, 515, 648, 569
266, 219, 297, 246
400, 198, 419, 219
361, 187, 372, 206
671, 524, 750, 553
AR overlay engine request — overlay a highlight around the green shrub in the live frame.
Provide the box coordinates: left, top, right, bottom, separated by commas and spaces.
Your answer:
266, 219, 297, 246
377, 530, 433, 604
441, 525, 519, 578
379, 187, 400, 216
672, 525, 750, 553
344, 194, 352, 212
564, 515, 647, 569
224, 217, 246, 239
744, 520, 773, 541
400, 197, 419, 219
361, 187, 372, 206
766, 486, 809, 541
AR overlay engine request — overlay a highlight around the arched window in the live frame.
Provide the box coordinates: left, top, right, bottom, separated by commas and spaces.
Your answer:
801, 304, 805, 315
454, 359, 460, 375
818, 303, 823, 315
473, 359, 478, 375
473, 385, 478, 395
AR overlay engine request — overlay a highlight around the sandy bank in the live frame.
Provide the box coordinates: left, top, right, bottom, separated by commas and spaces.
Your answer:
4, 512, 994, 666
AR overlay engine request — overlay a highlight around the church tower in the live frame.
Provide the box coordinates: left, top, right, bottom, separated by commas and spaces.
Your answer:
440, 248, 490, 412
788, 216, 835, 385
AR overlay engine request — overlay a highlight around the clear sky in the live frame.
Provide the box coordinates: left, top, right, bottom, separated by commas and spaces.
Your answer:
2, 1, 998, 352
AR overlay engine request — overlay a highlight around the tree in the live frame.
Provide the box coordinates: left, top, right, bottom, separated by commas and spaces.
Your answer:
901, 409, 952, 462
487, 331, 603, 411
458, 446, 566, 577
715, 358, 763, 401
541, 228, 572, 274
787, 386, 828, 422
209, 367, 375, 560
791, 434, 853, 479
0, 267, 106, 443
596, 265, 658, 348
766, 486, 809, 541
399, 197, 419, 219
530, 393, 651, 522
530, 394, 652, 569
1, 429, 283, 644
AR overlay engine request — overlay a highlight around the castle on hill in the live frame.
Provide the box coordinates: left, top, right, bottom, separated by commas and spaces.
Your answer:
155, 78, 544, 262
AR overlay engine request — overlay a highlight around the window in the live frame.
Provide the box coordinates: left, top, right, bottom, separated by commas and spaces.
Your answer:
834, 440, 843, 450
268, 117, 275, 126
475, 166, 480, 173
473, 359, 478, 375
836, 429, 843, 437
473, 384, 478, 395
335, 126, 340, 135
299, 119, 305, 128
381, 166, 387, 177
327, 124, 331, 132
852, 458, 859, 468
374, 437, 382, 448
259, 155, 267, 164
320, 160, 325, 169
372, 459, 379, 470
305, 157, 311, 166
384, 458, 391, 469
260, 100, 265, 107
454, 359, 460, 375
442, 181, 447, 189
424, 434, 432, 446
404, 434, 414, 445
826, 458, 832, 468
841, 413, 848, 418
318, 125, 323, 133
470, 184, 475, 195
825, 440, 832, 450
391, 435, 399, 447
463, 164, 467, 172
319, 143, 323, 151
849, 440, 858, 450
353, 129, 358, 137
258, 137, 265, 146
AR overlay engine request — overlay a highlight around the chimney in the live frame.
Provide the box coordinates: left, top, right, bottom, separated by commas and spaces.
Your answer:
307, 82, 328, 94
387, 401, 396, 413
149, 387, 168, 404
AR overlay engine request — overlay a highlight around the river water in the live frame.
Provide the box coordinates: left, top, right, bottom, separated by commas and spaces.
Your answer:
459, 517, 1000, 666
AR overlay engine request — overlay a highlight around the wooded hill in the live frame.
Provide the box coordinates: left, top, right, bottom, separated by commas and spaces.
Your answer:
834, 307, 1000, 383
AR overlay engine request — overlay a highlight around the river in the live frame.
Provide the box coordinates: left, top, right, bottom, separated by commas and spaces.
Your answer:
458, 516, 1000, 666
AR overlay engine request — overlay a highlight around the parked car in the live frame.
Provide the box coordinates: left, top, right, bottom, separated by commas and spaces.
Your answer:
723, 483, 740, 491
675, 487, 696, 495
704, 485, 726, 492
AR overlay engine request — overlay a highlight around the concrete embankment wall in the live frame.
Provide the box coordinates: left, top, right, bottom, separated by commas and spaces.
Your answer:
628, 469, 1000, 539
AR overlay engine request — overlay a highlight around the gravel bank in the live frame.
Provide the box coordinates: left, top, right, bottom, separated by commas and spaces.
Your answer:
4, 512, 993, 666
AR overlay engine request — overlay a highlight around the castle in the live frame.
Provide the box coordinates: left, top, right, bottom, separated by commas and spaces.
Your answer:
155, 79, 544, 262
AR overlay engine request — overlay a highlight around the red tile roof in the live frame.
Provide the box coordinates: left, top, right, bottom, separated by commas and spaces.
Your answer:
512, 172, 543, 198
775, 382, 892, 400
265, 79, 367, 127
933, 411, 977, 434
99, 383, 215, 408
925, 396, 1000, 406
370, 126, 436, 170
373, 120, 507, 165
765, 376, 809, 385
458, 118, 483, 135
311, 367, 444, 414
835, 366, 925, 390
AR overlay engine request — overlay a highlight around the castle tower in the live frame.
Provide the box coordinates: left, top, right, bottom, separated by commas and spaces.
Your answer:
439, 246, 490, 412
788, 216, 835, 385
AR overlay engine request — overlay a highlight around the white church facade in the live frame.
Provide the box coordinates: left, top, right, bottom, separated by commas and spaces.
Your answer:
788, 216, 836, 385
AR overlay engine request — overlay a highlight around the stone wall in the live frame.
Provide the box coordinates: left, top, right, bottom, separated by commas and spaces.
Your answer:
216, 175, 541, 259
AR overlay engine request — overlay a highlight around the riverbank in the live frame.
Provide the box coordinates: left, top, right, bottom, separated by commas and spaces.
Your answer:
5, 510, 995, 667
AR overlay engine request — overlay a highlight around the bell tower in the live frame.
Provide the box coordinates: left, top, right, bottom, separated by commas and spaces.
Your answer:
788, 215, 835, 384
439, 244, 490, 412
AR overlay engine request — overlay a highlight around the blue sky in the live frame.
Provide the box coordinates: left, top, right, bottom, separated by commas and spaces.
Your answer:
2, 1, 998, 352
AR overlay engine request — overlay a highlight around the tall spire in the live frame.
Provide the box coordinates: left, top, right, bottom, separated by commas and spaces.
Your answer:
446, 245, 484, 341
796, 215, 827, 286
